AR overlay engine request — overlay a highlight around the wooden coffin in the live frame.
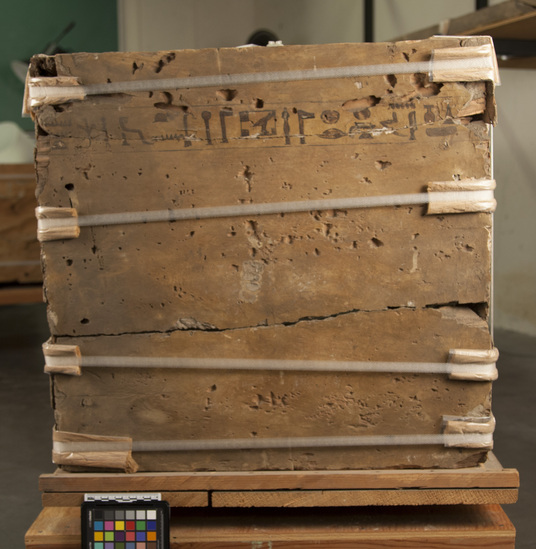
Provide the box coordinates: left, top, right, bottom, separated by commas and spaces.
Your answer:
27, 36, 499, 472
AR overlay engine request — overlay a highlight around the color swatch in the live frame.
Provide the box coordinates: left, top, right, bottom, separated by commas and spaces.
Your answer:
82, 501, 169, 549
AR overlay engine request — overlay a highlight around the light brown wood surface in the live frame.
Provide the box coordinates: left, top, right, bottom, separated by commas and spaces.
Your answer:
25, 504, 516, 548
32, 37, 495, 337
211, 488, 518, 508
51, 306, 493, 471
38, 453, 519, 507
0, 164, 41, 284
31, 37, 498, 472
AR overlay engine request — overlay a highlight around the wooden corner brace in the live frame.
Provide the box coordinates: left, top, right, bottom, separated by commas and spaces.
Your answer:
427, 179, 496, 215
443, 415, 495, 449
52, 429, 139, 474
36, 207, 80, 242
43, 342, 82, 376
447, 347, 499, 381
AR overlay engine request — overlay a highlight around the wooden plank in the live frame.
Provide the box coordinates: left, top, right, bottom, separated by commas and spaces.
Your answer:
42, 490, 208, 508
39, 454, 519, 496
24, 506, 79, 549
0, 164, 41, 285
168, 505, 516, 548
0, 285, 43, 306
40, 488, 517, 508
25, 504, 516, 548
394, 0, 536, 39
50, 306, 495, 472
212, 489, 518, 508
32, 37, 498, 473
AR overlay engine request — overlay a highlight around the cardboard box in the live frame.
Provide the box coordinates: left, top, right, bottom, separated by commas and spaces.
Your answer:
28, 36, 499, 472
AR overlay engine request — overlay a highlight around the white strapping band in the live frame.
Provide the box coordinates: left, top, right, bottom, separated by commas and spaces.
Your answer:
36, 184, 496, 242
43, 343, 499, 381
26, 44, 499, 109
52, 432, 493, 454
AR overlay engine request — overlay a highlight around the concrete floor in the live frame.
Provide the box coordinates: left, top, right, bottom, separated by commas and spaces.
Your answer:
1, 302, 534, 548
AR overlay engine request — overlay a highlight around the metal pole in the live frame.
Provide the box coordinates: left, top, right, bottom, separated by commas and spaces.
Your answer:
365, 0, 374, 42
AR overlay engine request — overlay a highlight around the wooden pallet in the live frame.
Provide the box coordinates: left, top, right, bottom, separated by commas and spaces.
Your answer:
25, 504, 516, 548
26, 454, 518, 547
38, 453, 518, 508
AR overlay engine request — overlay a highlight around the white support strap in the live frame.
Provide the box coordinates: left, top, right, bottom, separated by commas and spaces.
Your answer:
52, 416, 494, 457
26, 44, 499, 111
43, 342, 498, 381
36, 180, 496, 242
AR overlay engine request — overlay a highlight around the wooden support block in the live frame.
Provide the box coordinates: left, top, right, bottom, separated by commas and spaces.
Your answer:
31, 38, 496, 337
25, 504, 516, 548
48, 306, 497, 472
211, 489, 519, 508
38, 454, 519, 507
25, 506, 80, 549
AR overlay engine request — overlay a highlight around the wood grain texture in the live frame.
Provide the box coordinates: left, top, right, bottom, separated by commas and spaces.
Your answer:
40, 488, 517, 508
25, 505, 516, 548
0, 164, 41, 284
39, 454, 519, 494
31, 37, 497, 472
32, 38, 495, 337
51, 307, 493, 471
211, 488, 518, 508
41, 490, 208, 508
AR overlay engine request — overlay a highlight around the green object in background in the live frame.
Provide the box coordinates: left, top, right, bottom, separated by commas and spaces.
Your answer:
0, 0, 118, 132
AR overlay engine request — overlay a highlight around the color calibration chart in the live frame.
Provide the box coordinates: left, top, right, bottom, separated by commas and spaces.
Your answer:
82, 499, 170, 549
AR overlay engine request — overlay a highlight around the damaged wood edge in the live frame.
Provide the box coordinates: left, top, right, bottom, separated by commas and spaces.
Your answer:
38, 453, 519, 491
23, 39, 499, 117
431, 38, 499, 125
52, 430, 138, 473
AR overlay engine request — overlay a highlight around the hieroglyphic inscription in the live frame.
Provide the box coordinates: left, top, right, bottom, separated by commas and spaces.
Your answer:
48, 99, 464, 150
133, 101, 459, 147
